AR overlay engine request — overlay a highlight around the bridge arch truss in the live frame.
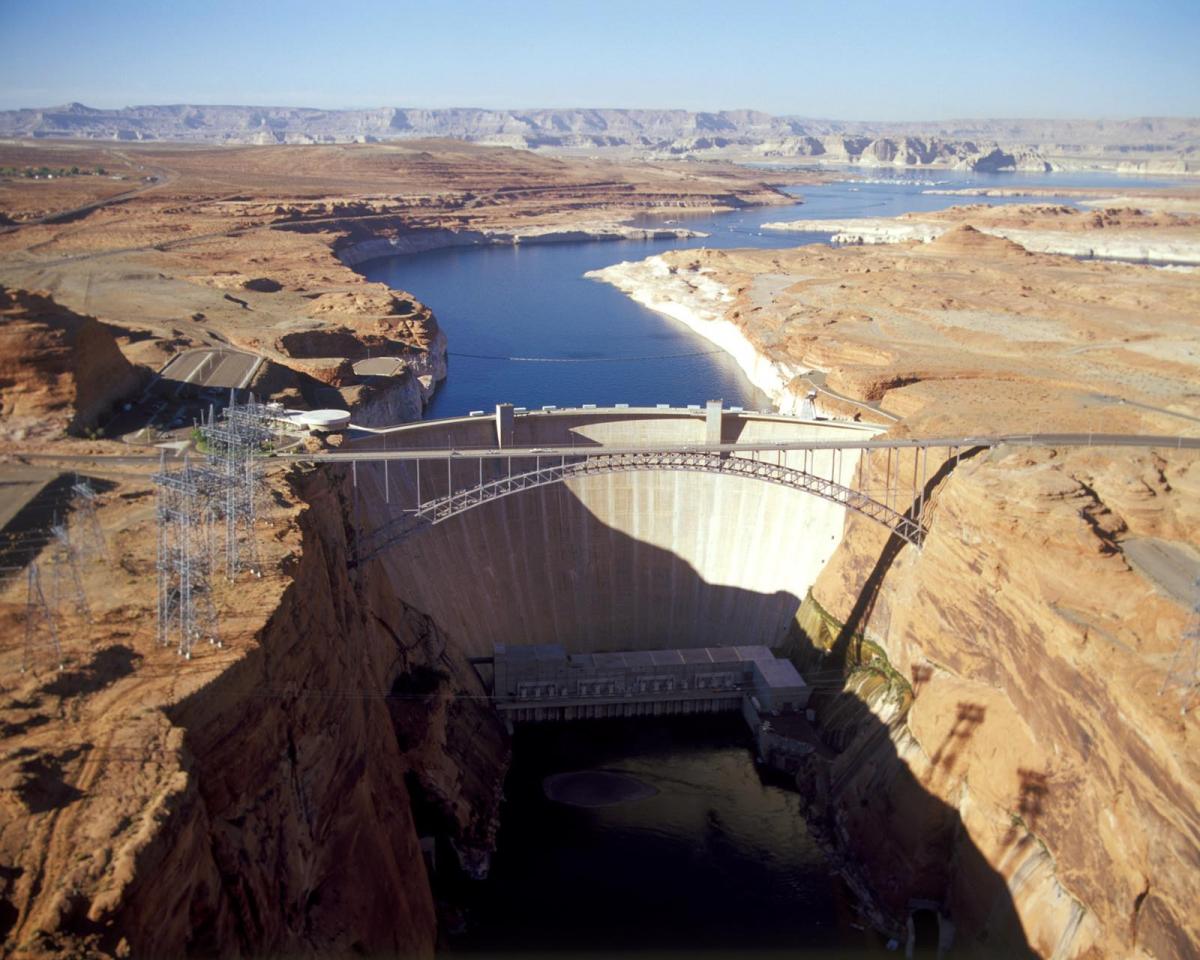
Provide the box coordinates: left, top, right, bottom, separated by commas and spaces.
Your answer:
413, 450, 928, 547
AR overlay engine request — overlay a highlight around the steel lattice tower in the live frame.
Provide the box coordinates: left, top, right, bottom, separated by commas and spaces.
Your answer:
153, 459, 221, 658
201, 393, 276, 579
49, 518, 90, 621
23, 562, 63, 672
70, 477, 108, 562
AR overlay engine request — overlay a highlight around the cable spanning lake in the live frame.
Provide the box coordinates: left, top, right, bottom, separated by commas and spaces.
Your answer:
359, 168, 1181, 418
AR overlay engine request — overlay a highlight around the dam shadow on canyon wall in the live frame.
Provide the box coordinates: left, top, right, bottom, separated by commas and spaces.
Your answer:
362, 453, 1036, 956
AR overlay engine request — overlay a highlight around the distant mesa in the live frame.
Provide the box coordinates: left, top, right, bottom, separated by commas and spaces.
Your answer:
0, 103, 1196, 175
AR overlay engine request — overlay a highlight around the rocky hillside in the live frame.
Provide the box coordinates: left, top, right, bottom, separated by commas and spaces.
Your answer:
3, 103, 1197, 174
0, 456, 509, 957
0, 287, 143, 441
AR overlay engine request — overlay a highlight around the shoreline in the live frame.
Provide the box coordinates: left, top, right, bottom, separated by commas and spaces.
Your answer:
584, 255, 807, 413
723, 157, 1200, 179
760, 217, 1200, 267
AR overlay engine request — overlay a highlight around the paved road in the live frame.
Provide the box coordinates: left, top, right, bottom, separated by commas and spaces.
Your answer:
0, 158, 176, 235
6, 432, 1198, 470
1122, 539, 1200, 606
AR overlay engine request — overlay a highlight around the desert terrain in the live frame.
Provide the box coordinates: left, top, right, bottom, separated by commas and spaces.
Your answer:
1, 133, 1199, 958
0, 139, 802, 441
591, 219, 1200, 432
588, 210, 1200, 956
0, 139, 804, 957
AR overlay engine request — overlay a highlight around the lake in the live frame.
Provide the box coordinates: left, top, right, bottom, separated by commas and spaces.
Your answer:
359, 168, 1179, 418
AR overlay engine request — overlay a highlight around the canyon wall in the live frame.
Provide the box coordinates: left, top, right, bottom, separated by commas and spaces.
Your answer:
1, 462, 509, 957
792, 444, 1200, 958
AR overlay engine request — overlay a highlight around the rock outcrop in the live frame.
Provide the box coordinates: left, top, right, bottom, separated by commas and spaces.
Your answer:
0, 461, 509, 957
0, 286, 143, 440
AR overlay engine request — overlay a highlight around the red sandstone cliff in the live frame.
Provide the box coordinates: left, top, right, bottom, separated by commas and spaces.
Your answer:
0, 464, 508, 957
795, 445, 1200, 957
0, 287, 143, 440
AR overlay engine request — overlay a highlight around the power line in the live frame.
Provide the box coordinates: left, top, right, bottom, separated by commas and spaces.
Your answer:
449, 348, 728, 363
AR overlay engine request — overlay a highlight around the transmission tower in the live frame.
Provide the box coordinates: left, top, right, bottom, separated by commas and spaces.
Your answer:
153, 458, 221, 659
23, 562, 63, 672
70, 477, 108, 562
1160, 579, 1200, 715
201, 393, 275, 579
49, 517, 90, 621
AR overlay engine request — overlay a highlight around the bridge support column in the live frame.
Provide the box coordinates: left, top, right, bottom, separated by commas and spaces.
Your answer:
495, 403, 515, 448
705, 399, 723, 446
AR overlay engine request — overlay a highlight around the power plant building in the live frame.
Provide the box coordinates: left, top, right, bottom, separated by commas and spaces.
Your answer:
492, 643, 809, 724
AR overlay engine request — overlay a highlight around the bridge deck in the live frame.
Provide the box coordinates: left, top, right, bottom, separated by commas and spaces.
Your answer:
279, 432, 1200, 462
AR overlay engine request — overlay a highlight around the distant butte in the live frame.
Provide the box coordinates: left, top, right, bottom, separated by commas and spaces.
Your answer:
1, 103, 1197, 175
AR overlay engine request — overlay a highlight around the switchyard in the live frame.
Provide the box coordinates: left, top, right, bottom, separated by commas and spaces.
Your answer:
151, 395, 279, 658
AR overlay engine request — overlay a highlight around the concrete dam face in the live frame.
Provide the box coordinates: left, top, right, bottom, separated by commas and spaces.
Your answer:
362, 409, 881, 658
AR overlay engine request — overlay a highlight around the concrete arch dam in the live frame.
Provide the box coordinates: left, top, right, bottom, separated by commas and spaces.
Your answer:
353, 406, 886, 658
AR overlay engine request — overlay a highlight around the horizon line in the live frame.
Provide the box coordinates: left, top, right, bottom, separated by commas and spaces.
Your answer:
5, 102, 1199, 125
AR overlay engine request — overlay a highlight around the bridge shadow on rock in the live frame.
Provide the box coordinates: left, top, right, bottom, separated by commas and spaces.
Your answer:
781, 447, 1036, 956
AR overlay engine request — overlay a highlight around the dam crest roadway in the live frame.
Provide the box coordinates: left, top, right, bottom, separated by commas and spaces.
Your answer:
291, 402, 1199, 561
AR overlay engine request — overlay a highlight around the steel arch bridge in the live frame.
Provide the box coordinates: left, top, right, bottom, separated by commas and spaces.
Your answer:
412, 450, 927, 547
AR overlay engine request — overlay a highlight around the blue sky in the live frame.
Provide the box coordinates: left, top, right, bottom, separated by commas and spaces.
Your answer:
1, 0, 1197, 118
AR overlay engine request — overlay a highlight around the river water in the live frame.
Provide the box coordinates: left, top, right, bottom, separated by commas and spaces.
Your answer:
450, 716, 882, 956
361, 167, 1181, 955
